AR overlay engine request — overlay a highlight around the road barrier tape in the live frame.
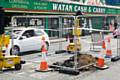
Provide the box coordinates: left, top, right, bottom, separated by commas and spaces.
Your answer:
46, 28, 120, 35
43, 28, 119, 50
66, 35, 112, 44
41, 29, 59, 31
62, 27, 111, 32
41, 28, 110, 33
41, 27, 120, 36
36, 28, 111, 32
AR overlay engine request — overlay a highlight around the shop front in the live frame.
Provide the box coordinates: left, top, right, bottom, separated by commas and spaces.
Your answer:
0, 0, 120, 37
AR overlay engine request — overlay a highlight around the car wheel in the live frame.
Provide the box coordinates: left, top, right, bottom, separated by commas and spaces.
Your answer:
15, 64, 21, 70
10, 46, 20, 55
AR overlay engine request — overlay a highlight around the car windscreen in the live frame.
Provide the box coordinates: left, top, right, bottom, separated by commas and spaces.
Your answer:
5, 30, 22, 39
12, 30, 22, 39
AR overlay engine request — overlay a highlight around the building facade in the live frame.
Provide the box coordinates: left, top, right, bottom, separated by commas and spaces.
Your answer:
0, 0, 120, 37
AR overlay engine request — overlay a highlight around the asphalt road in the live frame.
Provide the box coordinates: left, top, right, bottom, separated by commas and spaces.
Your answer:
0, 35, 120, 80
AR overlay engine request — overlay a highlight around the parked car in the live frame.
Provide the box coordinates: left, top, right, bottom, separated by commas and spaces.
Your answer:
4, 27, 50, 55
113, 26, 120, 38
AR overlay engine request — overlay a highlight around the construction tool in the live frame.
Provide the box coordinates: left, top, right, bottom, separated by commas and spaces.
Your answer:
0, 34, 25, 71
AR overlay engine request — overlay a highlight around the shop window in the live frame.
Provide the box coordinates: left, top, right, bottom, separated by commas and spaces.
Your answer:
47, 18, 59, 37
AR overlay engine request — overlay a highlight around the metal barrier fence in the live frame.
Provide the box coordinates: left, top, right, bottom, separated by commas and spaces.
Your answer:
117, 36, 120, 57
90, 31, 104, 51
9, 15, 120, 55
2, 15, 118, 74
10, 15, 71, 55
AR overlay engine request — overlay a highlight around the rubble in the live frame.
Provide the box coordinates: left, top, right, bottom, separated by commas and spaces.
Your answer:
51, 54, 97, 70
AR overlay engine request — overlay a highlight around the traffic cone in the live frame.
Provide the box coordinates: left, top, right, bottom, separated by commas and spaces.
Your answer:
35, 36, 51, 72
105, 36, 112, 58
94, 41, 109, 70
40, 45, 48, 71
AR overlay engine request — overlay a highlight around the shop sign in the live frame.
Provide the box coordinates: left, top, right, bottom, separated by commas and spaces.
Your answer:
0, 0, 119, 14
52, 3, 106, 13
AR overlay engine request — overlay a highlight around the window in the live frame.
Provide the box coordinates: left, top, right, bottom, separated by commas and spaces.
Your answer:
22, 30, 35, 38
35, 30, 44, 36
10, 30, 22, 39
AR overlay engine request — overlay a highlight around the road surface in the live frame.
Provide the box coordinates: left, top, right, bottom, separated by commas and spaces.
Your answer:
0, 35, 119, 80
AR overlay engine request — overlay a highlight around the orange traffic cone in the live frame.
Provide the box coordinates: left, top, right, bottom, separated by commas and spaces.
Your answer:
35, 36, 51, 72
95, 41, 109, 70
105, 37, 112, 58
39, 45, 48, 71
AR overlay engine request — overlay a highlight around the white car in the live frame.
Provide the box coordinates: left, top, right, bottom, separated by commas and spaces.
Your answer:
5, 27, 50, 55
